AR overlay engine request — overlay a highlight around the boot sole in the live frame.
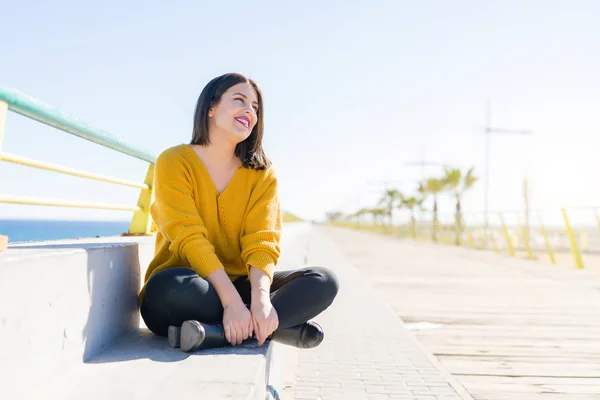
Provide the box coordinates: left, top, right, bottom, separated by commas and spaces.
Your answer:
167, 325, 181, 348
180, 320, 206, 352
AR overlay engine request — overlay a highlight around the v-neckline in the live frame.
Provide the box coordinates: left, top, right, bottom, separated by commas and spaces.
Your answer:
185, 144, 243, 197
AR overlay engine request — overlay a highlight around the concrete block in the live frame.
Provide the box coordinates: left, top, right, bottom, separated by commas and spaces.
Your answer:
0, 236, 154, 399
0, 222, 312, 399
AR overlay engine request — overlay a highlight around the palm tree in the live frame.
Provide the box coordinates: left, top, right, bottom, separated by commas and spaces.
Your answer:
401, 196, 425, 239
422, 177, 447, 242
326, 211, 344, 223
444, 166, 479, 244
368, 207, 387, 229
377, 188, 401, 228
354, 208, 366, 226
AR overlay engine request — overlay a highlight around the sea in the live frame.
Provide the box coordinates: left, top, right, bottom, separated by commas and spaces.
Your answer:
0, 219, 131, 243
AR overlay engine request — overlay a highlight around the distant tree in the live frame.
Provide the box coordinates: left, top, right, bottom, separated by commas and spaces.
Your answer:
378, 188, 401, 226
422, 177, 448, 242
443, 166, 479, 244
401, 196, 425, 238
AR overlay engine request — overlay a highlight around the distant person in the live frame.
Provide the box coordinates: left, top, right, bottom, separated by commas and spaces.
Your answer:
138, 73, 339, 352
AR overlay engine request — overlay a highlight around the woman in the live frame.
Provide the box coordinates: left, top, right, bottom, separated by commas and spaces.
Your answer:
138, 73, 339, 353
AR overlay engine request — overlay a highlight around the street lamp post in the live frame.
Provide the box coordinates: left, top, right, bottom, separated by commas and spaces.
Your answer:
483, 101, 533, 246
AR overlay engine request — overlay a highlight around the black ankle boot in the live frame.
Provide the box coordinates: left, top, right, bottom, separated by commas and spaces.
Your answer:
168, 320, 324, 352
270, 321, 324, 349
168, 321, 229, 352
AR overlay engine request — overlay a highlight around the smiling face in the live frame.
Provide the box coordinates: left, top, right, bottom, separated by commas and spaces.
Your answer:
208, 82, 259, 144
191, 73, 269, 170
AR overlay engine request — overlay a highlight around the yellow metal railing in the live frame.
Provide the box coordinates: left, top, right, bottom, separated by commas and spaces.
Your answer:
0, 86, 157, 237
331, 206, 600, 271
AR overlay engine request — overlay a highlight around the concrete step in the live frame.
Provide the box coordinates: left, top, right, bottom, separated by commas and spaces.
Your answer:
37, 329, 275, 400
0, 222, 311, 399
0, 236, 154, 399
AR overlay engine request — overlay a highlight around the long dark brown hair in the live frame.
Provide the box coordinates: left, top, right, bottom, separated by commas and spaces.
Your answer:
190, 73, 271, 170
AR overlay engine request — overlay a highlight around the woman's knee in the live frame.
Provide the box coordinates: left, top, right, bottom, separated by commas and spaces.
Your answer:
140, 268, 196, 333
145, 267, 197, 294
307, 266, 339, 303
141, 266, 223, 331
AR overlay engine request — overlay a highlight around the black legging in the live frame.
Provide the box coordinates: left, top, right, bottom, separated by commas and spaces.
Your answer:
140, 266, 339, 336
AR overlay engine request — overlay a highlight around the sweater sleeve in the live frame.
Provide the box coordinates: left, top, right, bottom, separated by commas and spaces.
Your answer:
240, 167, 282, 283
150, 151, 225, 278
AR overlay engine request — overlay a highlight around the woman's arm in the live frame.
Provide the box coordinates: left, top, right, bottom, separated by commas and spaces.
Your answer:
249, 266, 271, 298
206, 269, 253, 346
249, 266, 278, 346
241, 168, 283, 345
205, 269, 245, 306
240, 168, 282, 285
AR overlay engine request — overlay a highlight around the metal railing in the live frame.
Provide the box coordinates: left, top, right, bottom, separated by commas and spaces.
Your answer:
332, 206, 600, 270
0, 86, 157, 236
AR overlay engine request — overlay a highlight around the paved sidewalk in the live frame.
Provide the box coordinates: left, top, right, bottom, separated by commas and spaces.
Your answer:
284, 225, 471, 400
320, 226, 600, 400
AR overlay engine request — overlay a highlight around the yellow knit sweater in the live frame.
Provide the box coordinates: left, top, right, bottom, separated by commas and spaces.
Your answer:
139, 144, 282, 301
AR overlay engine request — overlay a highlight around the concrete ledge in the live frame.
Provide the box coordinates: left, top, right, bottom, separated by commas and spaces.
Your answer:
0, 223, 311, 399
37, 329, 277, 400
0, 236, 153, 399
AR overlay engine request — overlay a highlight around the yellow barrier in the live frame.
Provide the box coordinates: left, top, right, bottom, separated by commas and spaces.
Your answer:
0, 196, 139, 211
538, 212, 556, 264
0, 92, 156, 236
333, 206, 600, 274
521, 226, 535, 260
499, 213, 516, 257
0, 153, 148, 189
128, 164, 155, 235
562, 209, 585, 269
490, 231, 500, 254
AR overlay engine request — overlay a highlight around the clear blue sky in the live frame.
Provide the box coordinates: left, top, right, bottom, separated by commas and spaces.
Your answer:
1, 1, 599, 226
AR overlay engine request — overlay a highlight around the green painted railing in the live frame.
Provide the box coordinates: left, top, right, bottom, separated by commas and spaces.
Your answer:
0, 86, 157, 236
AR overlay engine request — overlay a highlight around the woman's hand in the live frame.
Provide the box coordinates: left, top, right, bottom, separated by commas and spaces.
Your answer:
222, 300, 254, 346
251, 291, 279, 346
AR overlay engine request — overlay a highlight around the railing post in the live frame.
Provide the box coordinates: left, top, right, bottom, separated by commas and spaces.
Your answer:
521, 225, 535, 260
0, 100, 8, 250
126, 163, 155, 235
562, 208, 585, 269
499, 213, 515, 257
538, 212, 556, 264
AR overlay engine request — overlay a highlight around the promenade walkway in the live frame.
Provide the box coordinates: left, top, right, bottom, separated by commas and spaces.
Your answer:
280, 224, 471, 400
316, 226, 600, 400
